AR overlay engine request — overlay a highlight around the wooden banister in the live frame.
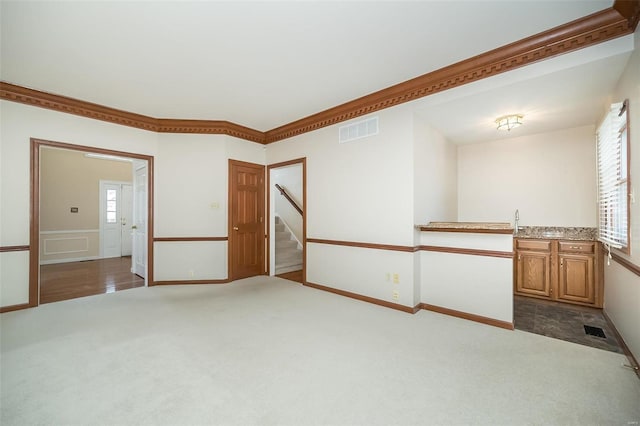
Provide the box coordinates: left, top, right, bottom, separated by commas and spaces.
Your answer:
275, 184, 302, 215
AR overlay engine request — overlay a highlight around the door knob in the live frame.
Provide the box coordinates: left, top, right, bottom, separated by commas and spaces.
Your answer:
233, 226, 239, 231
131, 225, 137, 230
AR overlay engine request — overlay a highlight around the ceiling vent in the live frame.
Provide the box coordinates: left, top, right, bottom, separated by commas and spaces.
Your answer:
339, 116, 379, 144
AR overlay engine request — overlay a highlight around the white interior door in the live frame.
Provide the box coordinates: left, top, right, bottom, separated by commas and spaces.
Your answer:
121, 184, 133, 256
100, 182, 122, 258
132, 163, 147, 278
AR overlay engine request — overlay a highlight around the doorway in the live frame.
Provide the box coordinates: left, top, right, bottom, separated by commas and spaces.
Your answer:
100, 181, 133, 258
31, 139, 154, 306
267, 158, 306, 283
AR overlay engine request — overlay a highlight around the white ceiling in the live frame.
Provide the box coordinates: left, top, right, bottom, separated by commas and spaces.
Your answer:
0, 0, 632, 144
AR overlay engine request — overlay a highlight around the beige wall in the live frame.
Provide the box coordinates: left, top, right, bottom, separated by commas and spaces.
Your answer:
40, 147, 132, 231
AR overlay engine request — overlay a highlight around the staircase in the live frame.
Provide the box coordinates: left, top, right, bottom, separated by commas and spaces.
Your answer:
275, 216, 303, 274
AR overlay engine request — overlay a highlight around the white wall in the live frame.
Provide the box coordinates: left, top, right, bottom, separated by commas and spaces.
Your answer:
419, 232, 514, 324
603, 29, 640, 364
267, 107, 416, 246
457, 125, 597, 227
155, 133, 229, 238
0, 101, 158, 307
154, 133, 264, 281
413, 120, 458, 229
413, 120, 458, 304
266, 105, 417, 306
0, 101, 265, 306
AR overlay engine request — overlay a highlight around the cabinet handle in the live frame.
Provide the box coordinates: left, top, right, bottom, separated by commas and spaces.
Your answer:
518, 254, 521, 261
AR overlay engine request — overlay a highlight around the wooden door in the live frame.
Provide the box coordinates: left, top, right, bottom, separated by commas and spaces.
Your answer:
558, 254, 595, 304
229, 160, 265, 280
516, 250, 551, 298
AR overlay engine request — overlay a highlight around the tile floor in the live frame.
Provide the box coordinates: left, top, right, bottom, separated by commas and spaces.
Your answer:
514, 295, 623, 353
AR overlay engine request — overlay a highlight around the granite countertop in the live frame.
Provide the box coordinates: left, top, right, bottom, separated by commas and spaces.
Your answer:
515, 226, 597, 241
416, 221, 514, 234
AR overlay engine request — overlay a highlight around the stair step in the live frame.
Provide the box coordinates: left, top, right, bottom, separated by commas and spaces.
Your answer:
274, 216, 302, 274
276, 240, 297, 250
276, 252, 302, 264
276, 231, 292, 241
275, 264, 302, 275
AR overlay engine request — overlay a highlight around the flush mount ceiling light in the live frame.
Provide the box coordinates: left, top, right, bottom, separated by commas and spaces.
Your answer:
495, 114, 524, 131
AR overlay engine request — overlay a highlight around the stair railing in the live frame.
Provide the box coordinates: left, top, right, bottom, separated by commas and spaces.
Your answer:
275, 184, 302, 215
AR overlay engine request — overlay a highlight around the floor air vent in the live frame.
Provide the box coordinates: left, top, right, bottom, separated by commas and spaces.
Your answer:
584, 325, 606, 338
339, 116, 378, 144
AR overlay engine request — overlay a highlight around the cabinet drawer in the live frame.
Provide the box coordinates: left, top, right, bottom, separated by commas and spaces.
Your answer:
559, 241, 595, 254
516, 239, 551, 251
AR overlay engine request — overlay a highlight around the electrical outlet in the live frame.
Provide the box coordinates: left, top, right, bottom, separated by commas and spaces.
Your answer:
392, 290, 399, 300
188, 269, 195, 277
385, 272, 390, 282
393, 273, 399, 284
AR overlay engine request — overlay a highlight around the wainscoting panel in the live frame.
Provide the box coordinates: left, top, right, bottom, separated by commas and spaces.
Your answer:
154, 240, 227, 281
420, 251, 513, 323
40, 230, 100, 264
0, 250, 30, 308
306, 242, 415, 308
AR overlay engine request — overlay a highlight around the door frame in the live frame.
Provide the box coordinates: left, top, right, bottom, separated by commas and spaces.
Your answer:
120, 182, 134, 257
30, 138, 155, 308
267, 158, 307, 282
228, 159, 266, 281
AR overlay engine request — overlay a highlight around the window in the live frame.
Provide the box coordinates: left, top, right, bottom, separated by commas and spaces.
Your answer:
106, 189, 117, 224
597, 100, 630, 252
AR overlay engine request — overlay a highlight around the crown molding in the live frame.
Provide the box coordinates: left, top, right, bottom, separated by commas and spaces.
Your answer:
614, 0, 640, 31
0, 82, 267, 143
156, 119, 265, 143
1, 2, 637, 145
264, 6, 635, 143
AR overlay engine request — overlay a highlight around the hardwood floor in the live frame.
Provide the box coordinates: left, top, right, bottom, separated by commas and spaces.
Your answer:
276, 269, 303, 283
40, 257, 145, 304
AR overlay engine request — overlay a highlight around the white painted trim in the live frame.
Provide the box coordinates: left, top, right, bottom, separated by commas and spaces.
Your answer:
43, 236, 89, 255
40, 256, 101, 265
40, 229, 100, 235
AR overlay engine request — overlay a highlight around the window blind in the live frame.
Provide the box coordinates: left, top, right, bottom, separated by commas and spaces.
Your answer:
597, 101, 628, 249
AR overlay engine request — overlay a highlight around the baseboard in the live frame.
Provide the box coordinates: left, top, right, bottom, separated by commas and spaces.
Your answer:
304, 281, 419, 314
602, 310, 640, 379
0, 302, 32, 313
420, 303, 514, 330
153, 279, 230, 285
40, 255, 101, 265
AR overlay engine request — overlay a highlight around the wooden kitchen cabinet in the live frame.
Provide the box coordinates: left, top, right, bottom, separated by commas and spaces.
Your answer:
514, 239, 603, 308
515, 240, 552, 298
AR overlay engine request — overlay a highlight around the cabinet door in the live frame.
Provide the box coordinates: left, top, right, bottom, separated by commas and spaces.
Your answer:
558, 254, 595, 304
516, 250, 551, 298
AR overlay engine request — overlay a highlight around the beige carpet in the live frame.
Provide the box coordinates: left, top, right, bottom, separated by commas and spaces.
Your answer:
1, 276, 639, 425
